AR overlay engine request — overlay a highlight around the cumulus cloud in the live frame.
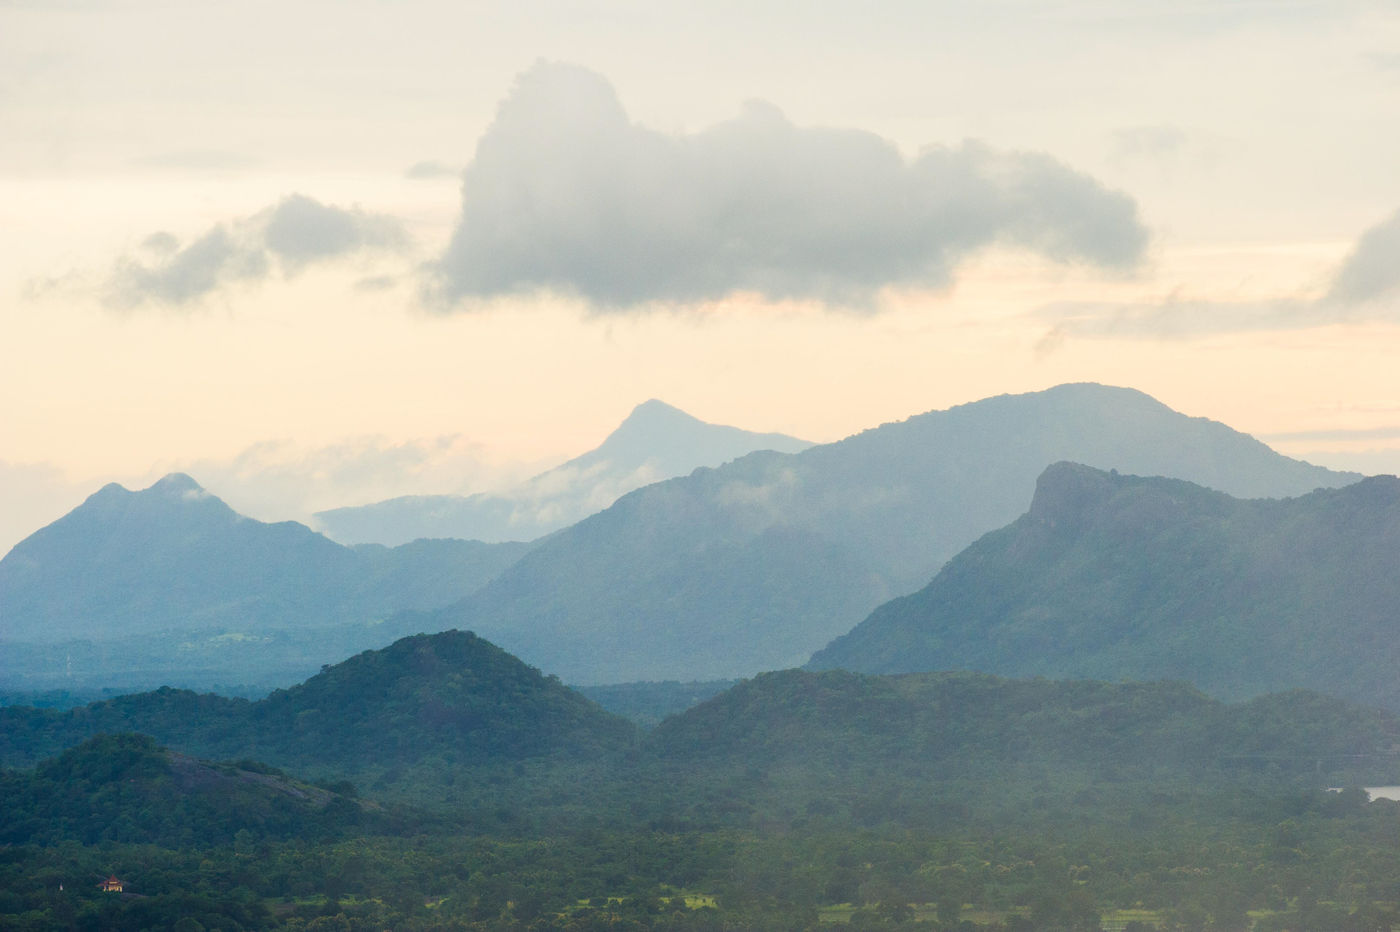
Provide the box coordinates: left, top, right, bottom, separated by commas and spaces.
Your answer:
1037, 207, 1400, 343
262, 194, 405, 272
428, 62, 1148, 311
106, 226, 269, 308
103, 194, 408, 309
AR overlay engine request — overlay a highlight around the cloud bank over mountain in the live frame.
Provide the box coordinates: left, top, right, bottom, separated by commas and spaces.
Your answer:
428, 62, 1149, 311
104, 194, 408, 309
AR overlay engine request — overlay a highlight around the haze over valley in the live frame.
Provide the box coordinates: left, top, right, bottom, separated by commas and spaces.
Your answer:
6, 2, 1400, 929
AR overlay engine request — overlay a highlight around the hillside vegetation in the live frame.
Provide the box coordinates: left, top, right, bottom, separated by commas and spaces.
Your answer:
432, 384, 1357, 684
811, 463, 1400, 711
7, 644, 1400, 930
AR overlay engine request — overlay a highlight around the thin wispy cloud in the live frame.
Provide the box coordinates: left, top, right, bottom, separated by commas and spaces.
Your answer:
102, 194, 409, 310
1037, 207, 1400, 344
1261, 425, 1400, 443
131, 149, 260, 173
404, 160, 461, 180
1370, 51, 1400, 72
170, 434, 549, 530
428, 62, 1149, 312
1111, 125, 1189, 163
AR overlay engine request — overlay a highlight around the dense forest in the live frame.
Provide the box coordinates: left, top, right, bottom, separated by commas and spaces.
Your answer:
7, 632, 1400, 930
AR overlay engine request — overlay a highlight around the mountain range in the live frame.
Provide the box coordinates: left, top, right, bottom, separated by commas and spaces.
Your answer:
810, 461, 1400, 710
0, 384, 1363, 692
0, 474, 529, 689
313, 399, 812, 546
422, 383, 1357, 684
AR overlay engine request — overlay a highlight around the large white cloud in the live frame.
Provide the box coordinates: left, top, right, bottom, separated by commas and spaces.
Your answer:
429, 62, 1149, 311
104, 194, 408, 309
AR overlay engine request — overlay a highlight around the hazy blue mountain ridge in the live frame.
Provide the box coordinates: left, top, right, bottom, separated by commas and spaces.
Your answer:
313, 399, 813, 546
809, 462, 1400, 710
0, 475, 531, 691
425, 383, 1358, 684
0, 474, 527, 645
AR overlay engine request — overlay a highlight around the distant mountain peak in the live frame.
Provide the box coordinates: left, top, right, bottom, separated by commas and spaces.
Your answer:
148, 472, 207, 497
610, 399, 705, 436
630, 398, 689, 417
0, 469, 529, 654
90, 481, 130, 501
1027, 461, 1121, 523
314, 401, 811, 546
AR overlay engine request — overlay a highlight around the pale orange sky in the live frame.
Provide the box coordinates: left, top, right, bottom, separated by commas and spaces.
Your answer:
4, 1, 1400, 552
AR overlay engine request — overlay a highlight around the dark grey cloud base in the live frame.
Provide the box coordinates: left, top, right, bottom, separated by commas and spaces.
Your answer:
428, 62, 1149, 311
104, 194, 407, 309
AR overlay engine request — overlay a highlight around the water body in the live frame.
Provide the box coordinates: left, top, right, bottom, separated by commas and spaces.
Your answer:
1327, 786, 1400, 801
1364, 786, 1400, 801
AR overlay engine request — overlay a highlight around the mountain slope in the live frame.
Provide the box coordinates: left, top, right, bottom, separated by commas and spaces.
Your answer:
0, 631, 637, 777
0, 474, 528, 644
0, 732, 372, 846
248, 630, 639, 767
637, 669, 1400, 830
427, 384, 1357, 684
313, 399, 812, 546
649, 669, 1400, 780
809, 462, 1400, 710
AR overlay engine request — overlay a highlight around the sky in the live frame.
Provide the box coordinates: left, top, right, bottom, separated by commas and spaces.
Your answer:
4, 0, 1400, 554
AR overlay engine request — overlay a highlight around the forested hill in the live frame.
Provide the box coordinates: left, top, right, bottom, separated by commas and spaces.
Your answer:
810, 462, 1400, 710
0, 733, 377, 847
249, 629, 638, 765
7, 639, 1400, 803
0, 631, 637, 774
8, 678, 1400, 930
650, 669, 1400, 781
428, 383, 1357, 685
